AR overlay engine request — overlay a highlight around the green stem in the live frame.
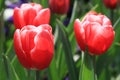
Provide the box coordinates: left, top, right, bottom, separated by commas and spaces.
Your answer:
0, 10, 5, 54
67, 0, 79, 33
27, 70, 31, 80
113, 17, 120, 29
79, 51, 85, 80
93, 56, 96, 80
36, 70, 40, 80
57, 19, 78, 80
5, 40, 13, 56
110, 10, 114, 23
2, 55, 11, 80
79, 51, 97, 80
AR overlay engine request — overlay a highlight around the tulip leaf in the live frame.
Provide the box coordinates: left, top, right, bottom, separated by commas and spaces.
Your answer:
0, 10, 6, 80
57, 19, 78, 80
0, 10, 5, 54
79, 51, 97, 80
49, 26, 67, 80
2, 55, 20, 80
41, 0, 49, 8
98, 68, 110, 80
113, 17, 120, 29
67, 0, 78, 33
0, 55, 7, 80
0, 0, 5, 12
55, 36, 68, 79
48, 57, 60, 80
12, 55, 37, 80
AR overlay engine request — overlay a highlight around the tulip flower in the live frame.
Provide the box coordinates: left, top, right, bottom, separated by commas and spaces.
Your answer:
13, 3, 50, 29
103, 0, 117, 9
14, 24, 54, 70
49, 0, 69, 14
74, 11, 115, 55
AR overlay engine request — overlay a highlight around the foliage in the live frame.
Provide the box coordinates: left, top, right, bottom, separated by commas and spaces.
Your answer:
0, 0, 120, 80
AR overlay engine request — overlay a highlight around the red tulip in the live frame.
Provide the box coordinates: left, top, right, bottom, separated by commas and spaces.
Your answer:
103, 0, 117, 9
14, 24, 54, 70
13, 3, 50, 29
49, 0, 69, 14
74, 11, 115, 55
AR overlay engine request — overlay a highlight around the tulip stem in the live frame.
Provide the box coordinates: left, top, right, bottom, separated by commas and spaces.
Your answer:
110, 10, 114, 23
0, 9, 5, 55
92, 55, 96, 80
36, 70, 40, 80
79, 50, 97, 80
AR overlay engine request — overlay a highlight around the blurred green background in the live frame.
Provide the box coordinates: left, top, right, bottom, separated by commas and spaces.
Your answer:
0, 0, 120, 80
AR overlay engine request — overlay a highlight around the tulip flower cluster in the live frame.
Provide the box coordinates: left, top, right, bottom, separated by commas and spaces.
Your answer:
0, 0, 118, 80
13, 3, 54, 70
13, 1, 115, 70
11, 1, 116, 80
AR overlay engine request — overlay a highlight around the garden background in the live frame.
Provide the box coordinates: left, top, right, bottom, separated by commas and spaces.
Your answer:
0, 0, 120, 80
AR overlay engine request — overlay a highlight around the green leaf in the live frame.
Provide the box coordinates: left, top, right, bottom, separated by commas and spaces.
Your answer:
0, 10, 5, 54
2, 55, 20, 80
48, 57, 60, 80
55, 37, 67, 79
67, 0, 79, 33
0, 0, 5, 12
12, 56, 28, 80
57, 19, 78, 80
0, 55, 7, 80
41, 0, 49, 8
79, 51, 97, 80
98, 68, 110, 80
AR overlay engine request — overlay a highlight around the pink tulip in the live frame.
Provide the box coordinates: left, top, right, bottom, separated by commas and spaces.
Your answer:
14, 24, 54, 70
103, 0, 117, 9
49, 0, 70, 14
13, 3, 50, 29
74, 11, 115, 55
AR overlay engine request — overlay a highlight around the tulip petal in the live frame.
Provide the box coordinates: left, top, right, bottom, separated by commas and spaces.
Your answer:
13, 8, 25, 29
20, 26, 36, 53
31, 49, 53, 70
20, 3, 42, 11
31, 27, 54, 70
14, 29, 31, 68
23, 8, 37, 25
74, 19, 86, 51
85, 23, 114, 55
34, 29, 54, 53
33, 8, 50, 26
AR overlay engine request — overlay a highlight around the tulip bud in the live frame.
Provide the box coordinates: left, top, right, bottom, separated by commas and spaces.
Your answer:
103, 0, 117, 9
14, 24, 54, 70
74, 11, 115, 55
49, 0, 70, 14
13, 3, 50, 29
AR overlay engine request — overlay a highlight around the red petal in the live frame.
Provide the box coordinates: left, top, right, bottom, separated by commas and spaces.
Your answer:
30, 27, 54, 70
74, 19, 86, 51
13, 8, 25, 29
33, 8, 50, 26
31, 49, 53, 70
20, 26, 36, 53
14, 29, 31, 68
23, 8, 37, 25
34, 29, 54, 53
85, 23, 114, 55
